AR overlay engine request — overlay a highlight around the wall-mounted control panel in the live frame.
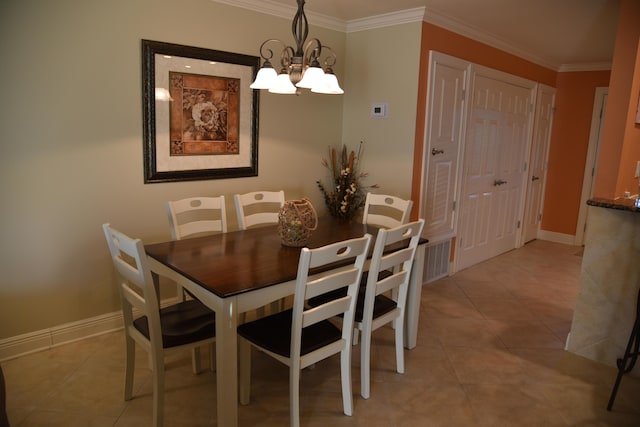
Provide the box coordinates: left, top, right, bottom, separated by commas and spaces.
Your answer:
371, 103, 388, 118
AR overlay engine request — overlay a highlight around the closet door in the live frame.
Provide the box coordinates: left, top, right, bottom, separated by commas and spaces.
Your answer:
456, 70, 535, 271
420, 52, 469, 242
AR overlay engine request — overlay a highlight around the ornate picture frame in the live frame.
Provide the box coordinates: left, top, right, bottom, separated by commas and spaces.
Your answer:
142, 40, 259, 183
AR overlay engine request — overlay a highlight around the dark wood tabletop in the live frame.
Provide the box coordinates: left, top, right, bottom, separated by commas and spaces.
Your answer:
145, 218, 381, 298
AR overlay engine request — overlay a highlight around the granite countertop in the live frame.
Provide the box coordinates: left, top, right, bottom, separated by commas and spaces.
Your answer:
587, 197, 640, 212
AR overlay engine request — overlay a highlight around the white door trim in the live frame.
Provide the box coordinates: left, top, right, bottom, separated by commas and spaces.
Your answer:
522, 84, 556, 243
575, 86, 608, 245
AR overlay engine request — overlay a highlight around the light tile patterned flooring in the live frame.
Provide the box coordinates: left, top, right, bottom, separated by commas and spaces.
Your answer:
3, 240, 640, 426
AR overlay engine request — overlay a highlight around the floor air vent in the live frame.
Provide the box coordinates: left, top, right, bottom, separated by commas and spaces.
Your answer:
423, 239, 451, 283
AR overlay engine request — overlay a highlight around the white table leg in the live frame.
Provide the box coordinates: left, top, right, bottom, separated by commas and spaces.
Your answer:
216, 297, 238, 427
405, 244, 425, 349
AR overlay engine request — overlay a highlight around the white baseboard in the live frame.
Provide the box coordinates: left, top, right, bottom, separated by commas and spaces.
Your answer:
536, 230, 578, 246
0, 297, 179, 362
0, 311, 123, 361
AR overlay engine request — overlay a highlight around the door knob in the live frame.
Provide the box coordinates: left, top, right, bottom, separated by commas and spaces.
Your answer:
532, 175, 540, 181
431, 148, 444, 156
493, 179, 507, 186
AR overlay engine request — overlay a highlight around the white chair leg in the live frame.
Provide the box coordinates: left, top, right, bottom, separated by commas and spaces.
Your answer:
290, 366, 301, 427
352, 328, 359, 346
360, 329, 372, 400
239, 338, 252, 405
152, 354, 165, 427
395, 321, 405, 374
340, 346, 354, 416
124, 336, 135, 401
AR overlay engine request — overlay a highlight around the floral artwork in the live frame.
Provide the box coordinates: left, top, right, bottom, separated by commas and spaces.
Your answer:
169, 72, 240, 155
317, 142, 378, 221
142, 40, 259, 183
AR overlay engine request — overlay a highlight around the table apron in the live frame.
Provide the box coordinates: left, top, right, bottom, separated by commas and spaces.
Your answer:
235, 280, 296, 313
146, 257, 226, 312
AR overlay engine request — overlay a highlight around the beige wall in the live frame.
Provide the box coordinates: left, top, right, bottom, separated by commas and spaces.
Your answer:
0, 0, 343, 339
342, 23, 422, 201
0, 0, 421, 340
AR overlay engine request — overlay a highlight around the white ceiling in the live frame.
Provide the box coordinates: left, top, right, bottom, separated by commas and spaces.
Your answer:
215, 0, 620, 71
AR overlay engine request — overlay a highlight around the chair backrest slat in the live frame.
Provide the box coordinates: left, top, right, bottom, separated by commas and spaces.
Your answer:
305, 269, 359, 299
167, 196, 227, 239
303, 297, 351, 328
234, 190, 285, 230
362, 193, 413, 229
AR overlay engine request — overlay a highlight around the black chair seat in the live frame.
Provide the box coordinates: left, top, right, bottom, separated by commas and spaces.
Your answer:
238, 309, 341, 357
133, 299, 215, 348
307, 270, 397, 322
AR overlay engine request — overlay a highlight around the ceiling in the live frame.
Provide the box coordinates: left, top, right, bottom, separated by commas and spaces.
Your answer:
221, 0, 621, 70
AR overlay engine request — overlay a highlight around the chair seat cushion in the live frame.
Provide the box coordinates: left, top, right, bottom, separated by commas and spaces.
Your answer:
133, 299, 215, 348
237, 309, 341, 358
307, 270, 397, 322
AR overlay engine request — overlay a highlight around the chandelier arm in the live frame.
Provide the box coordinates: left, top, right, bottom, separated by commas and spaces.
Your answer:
280, 46, 295, 70
321, 46, 337, 68
302, 38, 322, 67
258, 38, 286, 61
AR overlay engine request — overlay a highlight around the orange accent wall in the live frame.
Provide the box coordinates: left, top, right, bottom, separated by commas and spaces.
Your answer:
411, 23, 557, 218
411, 22, 615, 237
593, 0, 640, 199
542, 71, 610, 235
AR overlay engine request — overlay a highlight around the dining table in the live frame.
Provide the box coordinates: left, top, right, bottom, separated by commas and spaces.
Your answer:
145, 217, 428, 427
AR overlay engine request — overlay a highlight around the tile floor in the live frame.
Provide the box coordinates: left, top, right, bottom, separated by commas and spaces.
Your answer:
3, 240, 640, 426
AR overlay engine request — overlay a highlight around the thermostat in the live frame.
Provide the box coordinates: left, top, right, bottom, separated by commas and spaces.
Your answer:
371, 103, 388, 118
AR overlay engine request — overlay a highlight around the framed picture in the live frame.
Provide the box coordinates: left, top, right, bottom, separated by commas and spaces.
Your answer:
142, 39, 260, 183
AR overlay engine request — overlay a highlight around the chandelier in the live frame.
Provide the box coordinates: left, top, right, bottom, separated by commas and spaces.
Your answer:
249, 0, 344, 95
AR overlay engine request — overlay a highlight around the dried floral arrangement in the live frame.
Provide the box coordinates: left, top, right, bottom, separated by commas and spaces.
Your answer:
316, 142, 378, 221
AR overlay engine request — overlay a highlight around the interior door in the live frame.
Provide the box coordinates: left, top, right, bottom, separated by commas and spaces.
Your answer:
523, 84, 556, 242
456, 72, 534, 271
420, 52, 468, 242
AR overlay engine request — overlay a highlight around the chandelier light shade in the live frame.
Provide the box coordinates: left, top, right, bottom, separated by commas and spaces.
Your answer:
249, 0, 344, 95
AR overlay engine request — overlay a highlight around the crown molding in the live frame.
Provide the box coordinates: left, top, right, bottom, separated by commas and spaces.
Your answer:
558, 62, 612, 72
423, 8, 559, 71
210, 0, 347, 32
345, 7, 426, 33
211, 0, 610, 73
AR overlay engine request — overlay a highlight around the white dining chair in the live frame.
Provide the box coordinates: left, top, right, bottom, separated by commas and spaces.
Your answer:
166, 195, 227, 239
356, 219, 424, 399
234, 190, 286, 318
167, 195, 228, 304
362, 192, 413, 229
234, 190, 285, 230
102, 223, 216, 427
237, 234, 373, 427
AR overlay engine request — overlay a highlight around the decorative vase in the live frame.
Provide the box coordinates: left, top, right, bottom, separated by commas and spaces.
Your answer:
277, 198, 318, 247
